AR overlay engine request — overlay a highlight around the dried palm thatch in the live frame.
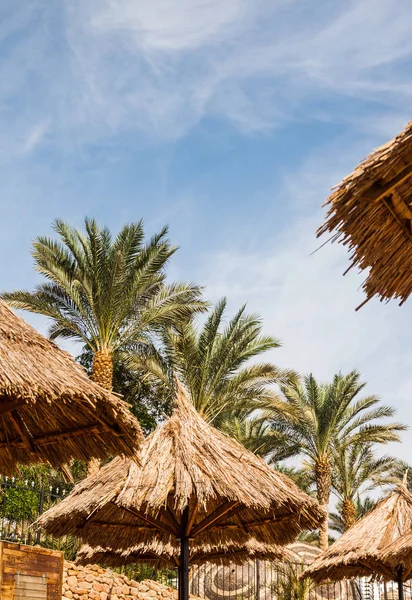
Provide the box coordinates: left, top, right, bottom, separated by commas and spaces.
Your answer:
76, 539, 292, 569
38, 379, 323, 548
302, 479, 412, 584
0, 299, 143, 473
38, 379, 323, 600
318, 120, 412, 307
380, 532, 412, 582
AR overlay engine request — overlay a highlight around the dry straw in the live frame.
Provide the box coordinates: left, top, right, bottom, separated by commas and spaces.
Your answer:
38, 378, 323, 550
0, 299, 143, 473
380, 532, 412, 582
76, 539, 292, 569
302, 479, 412, 584
38, 379, 323, 600
318, 120, 412, 307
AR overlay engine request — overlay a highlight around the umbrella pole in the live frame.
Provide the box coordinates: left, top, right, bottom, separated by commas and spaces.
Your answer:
178, 507, 190, 600
397, 566, 404, 600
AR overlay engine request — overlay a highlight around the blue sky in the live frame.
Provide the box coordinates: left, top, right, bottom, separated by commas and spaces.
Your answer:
2, 0, 412, 460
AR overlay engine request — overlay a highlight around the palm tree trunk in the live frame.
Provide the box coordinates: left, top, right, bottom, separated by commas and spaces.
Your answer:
315, 456, 331, 550
342, 498, 357, 531
91, 349, 114, 391
87, 349, 114, 476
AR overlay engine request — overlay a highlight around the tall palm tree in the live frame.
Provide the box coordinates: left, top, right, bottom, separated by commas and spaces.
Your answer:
130, 298, 295, 428
274, 465, 315, 497
221, 416, 311, 468
390, 461, 412, 491
262, 371, 405, 549
220, 415, 284, 457
330, 496, 377, 535
2, 218, 206, 391
331, 442, 397, 531
77, 347, 173, 434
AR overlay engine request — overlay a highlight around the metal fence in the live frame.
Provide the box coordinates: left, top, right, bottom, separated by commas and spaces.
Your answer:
190, 562, 412, 600
0, 475, 79, 558
1, 477, 411, 600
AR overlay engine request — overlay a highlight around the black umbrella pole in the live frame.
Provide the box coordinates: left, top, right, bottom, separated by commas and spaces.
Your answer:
178, 534, 189, 600
397, 567, 404, 600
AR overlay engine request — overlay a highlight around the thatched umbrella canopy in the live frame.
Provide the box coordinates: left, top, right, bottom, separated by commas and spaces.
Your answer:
379, 532, 412, 583
302, 479, 412, 600
0, 299, 143, 473
318, 120, 412, 308
76, 539, 291, 569
38, 380, 323, 600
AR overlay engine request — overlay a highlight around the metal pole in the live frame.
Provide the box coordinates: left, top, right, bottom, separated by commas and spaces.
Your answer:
178, 507, 190, 600
397, 566, 404, 600
36, 484, 45, 545
255, 559, 260, 600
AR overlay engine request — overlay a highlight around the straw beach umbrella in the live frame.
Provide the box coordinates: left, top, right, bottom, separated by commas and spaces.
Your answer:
380, 532, 412, 589
302, 478, 412, 600
38, 380, 323, 600
77, 540, 294, 600
318, 120, 412, 308
0, 299, 143, 473
76, 539, 292, 569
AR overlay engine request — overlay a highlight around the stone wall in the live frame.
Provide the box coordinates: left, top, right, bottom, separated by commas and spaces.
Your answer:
62, 561, 187, 600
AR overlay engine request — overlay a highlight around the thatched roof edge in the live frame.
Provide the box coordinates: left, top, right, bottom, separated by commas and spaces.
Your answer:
38, 382, 323, 551
302, 484, 412, 583
0, 300, 143, 470
317, 120, 412, 305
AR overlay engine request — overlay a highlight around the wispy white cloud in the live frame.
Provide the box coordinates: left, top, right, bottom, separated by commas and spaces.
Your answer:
90, 0, 250, 52
1, 0, 412, 146
196, 139, 412, 459
22, 119, 50, 155
200, 226, 412, 461
0, 0, 410, 460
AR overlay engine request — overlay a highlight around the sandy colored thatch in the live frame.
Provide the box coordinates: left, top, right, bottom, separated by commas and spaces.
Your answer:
380, 532, 412, 581
302, 481, 412, 583
318, 120, 412, 307
38, 379, 323, 552
0, 299, 142, 473
76, 539, 291, 569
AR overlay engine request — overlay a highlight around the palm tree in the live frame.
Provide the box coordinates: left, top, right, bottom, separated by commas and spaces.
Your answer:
220, 415, 287, 457
331, 442, 397, 531
262, 371, 405, 549
77, 347, 173, 434
330, 496, 377, 534
130, 298, 295, 428
2, 218, 205, 390
276, 562, 314, 600
390, 461, 412, 491
274, 465, 315, 497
